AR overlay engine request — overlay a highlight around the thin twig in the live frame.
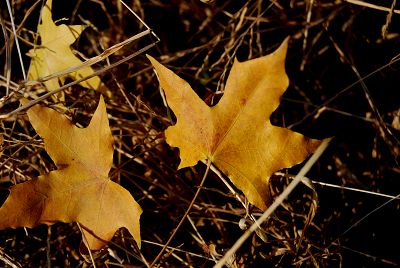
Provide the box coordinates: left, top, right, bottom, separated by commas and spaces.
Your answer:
0, 41, 158, 119
5, 0, 26, 79
77, 222, 97, 268
329, 192, 400, 246
142, 240, 213, 261
214, 139, 331, 268
0, 248, 22, 268
0, 13, 11, 96
150, 160, 212, 267
275, 172, 400, 200
345, 0, 400, 14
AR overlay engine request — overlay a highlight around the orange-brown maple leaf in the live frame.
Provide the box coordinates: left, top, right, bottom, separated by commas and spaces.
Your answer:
0, 96, 141, 250
148, 39, 322, 210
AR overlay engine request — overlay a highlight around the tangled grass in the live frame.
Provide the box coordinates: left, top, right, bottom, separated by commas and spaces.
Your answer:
1, 0, 399, 267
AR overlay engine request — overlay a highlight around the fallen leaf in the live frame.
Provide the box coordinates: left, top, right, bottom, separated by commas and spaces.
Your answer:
148, 38, 322, 210
27, 0, 103, 99
0, 96, 141, 250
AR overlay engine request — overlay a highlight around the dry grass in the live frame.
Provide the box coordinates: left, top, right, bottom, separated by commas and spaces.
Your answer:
1, 0, 400, 267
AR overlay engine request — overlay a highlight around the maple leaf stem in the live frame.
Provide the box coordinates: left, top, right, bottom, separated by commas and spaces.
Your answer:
150, 160, 212, 268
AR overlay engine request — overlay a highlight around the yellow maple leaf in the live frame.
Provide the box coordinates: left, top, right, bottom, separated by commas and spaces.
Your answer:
148, 38, 322, 210
27, 0, 102, 99
0, 96, 141, 250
